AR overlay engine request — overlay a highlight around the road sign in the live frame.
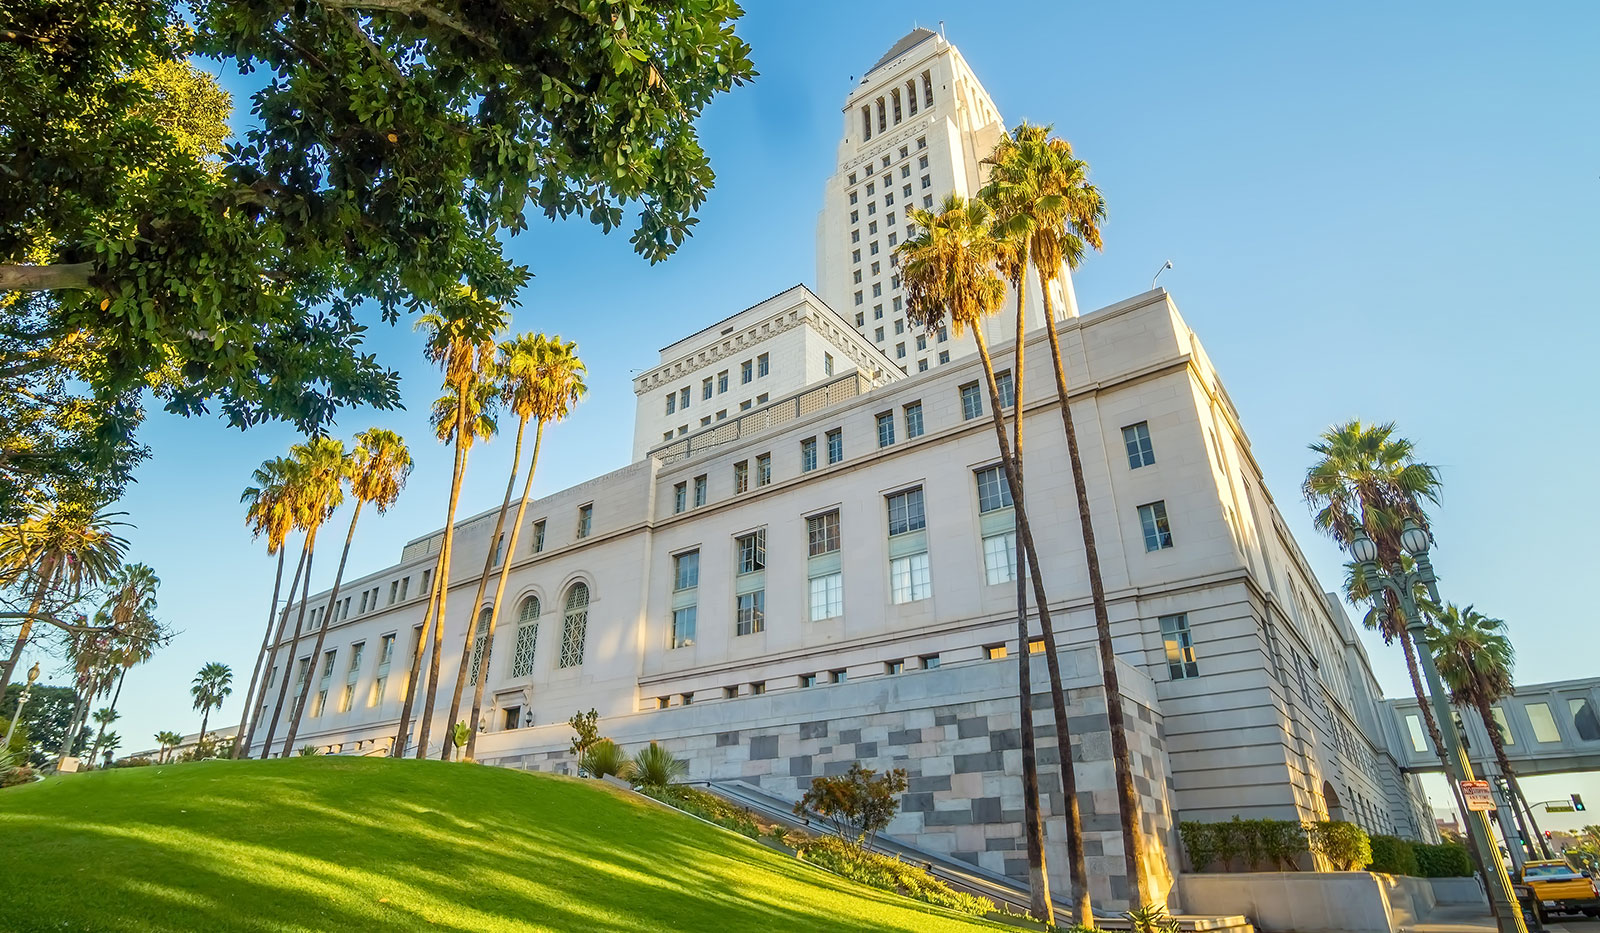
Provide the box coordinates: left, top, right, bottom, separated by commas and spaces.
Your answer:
1460, 780, 1497, 812
1545, 804, 1575, 813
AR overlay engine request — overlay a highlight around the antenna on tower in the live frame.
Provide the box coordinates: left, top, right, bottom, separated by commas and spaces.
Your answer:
938, 21, 946, 38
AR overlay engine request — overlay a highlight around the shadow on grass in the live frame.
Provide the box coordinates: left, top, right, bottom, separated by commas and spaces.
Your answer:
0, 757, 1003, 933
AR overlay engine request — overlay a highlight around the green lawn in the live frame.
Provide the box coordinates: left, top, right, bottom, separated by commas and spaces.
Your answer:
0, 757, 1008, 932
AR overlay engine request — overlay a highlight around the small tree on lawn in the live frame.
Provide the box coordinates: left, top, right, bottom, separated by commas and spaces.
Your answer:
568, 709, 602, 761
795, 763, 909, 849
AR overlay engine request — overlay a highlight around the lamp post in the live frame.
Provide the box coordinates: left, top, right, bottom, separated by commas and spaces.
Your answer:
1349, 520, 1526, 933
2, 662, 41, 752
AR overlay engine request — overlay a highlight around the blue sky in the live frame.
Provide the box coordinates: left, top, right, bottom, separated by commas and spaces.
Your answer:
42, 2, 1598, 823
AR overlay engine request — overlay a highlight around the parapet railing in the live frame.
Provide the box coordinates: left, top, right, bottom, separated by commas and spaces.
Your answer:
649, 372, 871, 466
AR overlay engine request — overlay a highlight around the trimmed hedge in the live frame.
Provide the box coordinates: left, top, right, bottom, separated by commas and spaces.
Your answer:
1180, 817, 1371, 871
1415, 842, 1473, 878
1368, 835, 1420, 876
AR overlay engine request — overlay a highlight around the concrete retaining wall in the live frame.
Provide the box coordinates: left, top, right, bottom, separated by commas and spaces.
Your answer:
1178, 873, 1487, 933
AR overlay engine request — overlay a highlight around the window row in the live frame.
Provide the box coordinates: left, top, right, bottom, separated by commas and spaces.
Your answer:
665, 355, 768, 415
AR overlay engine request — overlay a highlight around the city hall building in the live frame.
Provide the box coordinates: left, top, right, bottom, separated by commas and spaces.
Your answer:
244, 29, 1433, 907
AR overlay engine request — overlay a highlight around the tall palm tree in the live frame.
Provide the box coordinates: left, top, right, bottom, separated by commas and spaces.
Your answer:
154, 730, 182, 764
985, 123, 1131, 914
56, 628, 119, 767
899, 193, 1056, 923
1303, 422, 1450, 776
283, 428, 413, 756
85, 563, 164, 765
191, 661, 233, 749
258, 438, 346, 758
0, 503, 130, 696
98, 732, 121, 766
235, 457, 302, 758
395, 299, 503, 759
87, 707, 119, 767
463, 334, 586, 760
1427, 604, 1541, 839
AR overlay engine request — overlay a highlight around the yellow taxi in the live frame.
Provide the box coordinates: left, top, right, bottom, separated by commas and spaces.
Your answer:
1518, 860, 1600, 917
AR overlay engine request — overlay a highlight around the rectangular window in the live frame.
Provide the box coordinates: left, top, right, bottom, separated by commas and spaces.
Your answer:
702, 377, 713, 400
679, 387, 690, 410
666, 393, 676, 415
809, 573, 843, 621
1161, 613, 1200, 679
855, 312, 865, 327
757, 353, 769, 377
917, 359, 928, 372
700, 416, 710, 427
921, 174, 931, 189
986, 644, 1008, 660
824, 353, 834, 376
1405, 713, 1428, 752
756, 453, 771, 487
693, 474, 707, 508
718, 370, 729, 393
886, 660, 905, 675
756, 393, 768, 404
800, 673, 818, 688
750, 681, 766, 695
673, 482, 686, 514
576, 504, 592, 539
890, 552, 931, 603
674, 551, 699, 590
1123, 422, 1156, 468
924, 194, 934, 208
736, 530, 766, 573
532, 520, 545, 553
1138, 501, 1174, 551
736, 591, 765, 636
876, 412, 895, 448
995, 370, 1015, 409
399, 576, 410, 600
826, 429, 843, 464
904, 402, 924, 439
960, 382, 983, 420
801, 437, 817, 473
734, 460, 749, 494
1527, 702, 1562, 743
831, 670, 847, 684
921, 654, 940, 669
378, 633, 396, 666
975, 465, 1013, 512
741, 360, 753, 384
671, 606, 696, 649
388, 581, 398, 605
807, 511, 840, 556
919, 155, 929, 169
915, 334, 925, 351
982, 531, 1017, 584
874, 326, 884, 341
895, 343, 906, 359
887, 487, 926, 535
359, 591, 368, 613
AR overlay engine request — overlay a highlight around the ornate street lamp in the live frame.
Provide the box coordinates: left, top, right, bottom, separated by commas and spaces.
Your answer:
1348, 520, 1526, 933
2, 663, 41, 753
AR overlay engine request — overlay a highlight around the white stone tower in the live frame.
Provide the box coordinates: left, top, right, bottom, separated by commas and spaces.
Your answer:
815, 28, 1078, 374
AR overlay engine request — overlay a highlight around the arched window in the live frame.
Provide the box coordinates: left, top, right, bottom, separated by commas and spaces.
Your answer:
860, 105, 872, 141
512, 595, 539, 678
468, 607, 490, 684
922, 71, 933, 108
905, 80, 918, 116
876, 97, 886, 134
559, 583, 588, 669
891, 88, 902, 124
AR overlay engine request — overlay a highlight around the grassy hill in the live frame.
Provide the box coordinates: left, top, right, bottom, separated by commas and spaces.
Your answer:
0, 757, 1007, 932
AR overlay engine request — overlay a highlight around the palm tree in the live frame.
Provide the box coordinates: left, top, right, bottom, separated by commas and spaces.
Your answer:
1427, 603, 1542, 843
154, 730, 183, 764
98, 732, 121, 767
985, 123, 1134, 914
191, 661, 233, 750
235, 457, 303, 758
259, 438, 346, 758
84, 563, 165, 766
86, 707, 119, 768
899, 193, 1055, 923
395, 298, 504, 759
464, 334, 586, 760
0, 503, 130, 696
283, 428, 413, 756
1303, 422, 1451, 777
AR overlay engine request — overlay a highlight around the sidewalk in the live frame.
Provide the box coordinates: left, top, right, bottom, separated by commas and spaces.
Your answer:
1403, 903, 1588, 933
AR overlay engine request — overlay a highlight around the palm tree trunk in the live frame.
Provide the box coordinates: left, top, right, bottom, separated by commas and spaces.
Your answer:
443, 417, 528, 759
1475, 693, 1548, 856
1039, 271, 1145, 908
0, 559, 59, 697
244, 545, 307, 757
199, 706, 211, 750
88, 668, 128, 767
283, 501, 365, 756
56, 692, 88, 768
392, 554, 445, 757
234, 547, 290, 758
260, 532, 319, 758
417, 399, 471, 759
969, 323, 1054, 924
467, 419, 544, 761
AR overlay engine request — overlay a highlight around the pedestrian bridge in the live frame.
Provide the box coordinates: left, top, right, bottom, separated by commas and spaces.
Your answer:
1382, 676, 1600, 776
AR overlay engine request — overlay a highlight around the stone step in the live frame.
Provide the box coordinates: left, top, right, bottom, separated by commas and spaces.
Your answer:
1095, 915, 1254, 933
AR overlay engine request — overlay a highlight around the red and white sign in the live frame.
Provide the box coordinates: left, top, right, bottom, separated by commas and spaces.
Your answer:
1460, 780, 1496, 812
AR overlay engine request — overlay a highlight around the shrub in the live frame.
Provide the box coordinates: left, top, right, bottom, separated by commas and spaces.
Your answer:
1180, 821, 1220, 871
568, 708, 601, 759
296, 745, 321, 757
1308, 820, 1372, 871
796, 835, 994, 916
1367, 835, 1419, 876
1, 747, 34, 788
1126, 903, 1181, 933
795, 763, 909, 848
1181, 818, 1308, 871
580, 738, 626, 779
624, 742, 687, 789
111, 757, 154, 768
1415, 842, 1472, 877
1258, 819, 1309, 870
639, 784, 758, 838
